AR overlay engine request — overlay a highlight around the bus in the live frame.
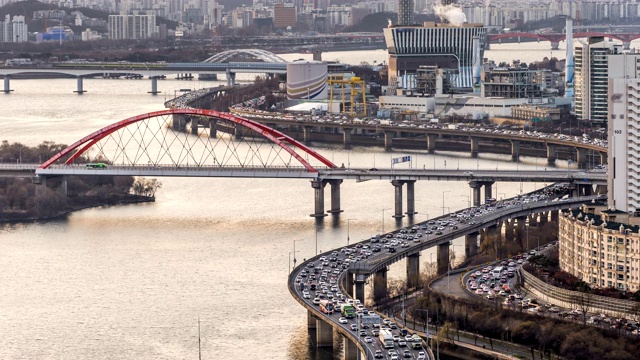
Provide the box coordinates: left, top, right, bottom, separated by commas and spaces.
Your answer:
411, 334, 423, 349
378, 329, 394, 349
319, 300, 334, 314
85, 163, 107, 169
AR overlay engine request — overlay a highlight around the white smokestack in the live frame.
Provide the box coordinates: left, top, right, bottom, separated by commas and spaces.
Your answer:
565, 16, 574, 98
472, 36, 482, 93
433, 4, 467, 26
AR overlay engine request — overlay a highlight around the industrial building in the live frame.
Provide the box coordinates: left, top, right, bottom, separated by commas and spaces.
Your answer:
383, 21, 487, 90
481, 68, 545, 99
286, 60, 328, 100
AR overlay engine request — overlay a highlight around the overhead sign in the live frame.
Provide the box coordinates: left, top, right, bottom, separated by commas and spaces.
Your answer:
361, 314, 381, 325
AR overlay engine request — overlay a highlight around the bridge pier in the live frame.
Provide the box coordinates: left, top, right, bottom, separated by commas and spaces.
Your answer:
539, 211, 548, 225
303, 126, 313, 145
437, 242, 449, 275
226, 70, 236, 86
469, 181, 482, 207
190, 117, 199, 135
172, 114, 186, 131
546, 144, 557, 165
308, 310, 317, 329
623, 41, 631, 50
405, 180, 416, 216
354, 276, 366, 304
310, 179, 328, 217
550, 210, 559, 223
504, 220, 515, 242
209, 119, 217, 138
510, 140, 520, 161
483, 181, 494, 201
407, 253, 420, 288
373, 267, 387, 302
234, 123, 243, 140
344, 272, 354, 297
391, 180, 404, 218
3, 76, 13, 93
74, 77, 86, 94
426, 134, 437, 153
384, 131, 394, 151
316, 318, 334, 347
516, 217, 526, 243
550, 41, 560, 50
148, 77, 160, 95
343, 338, 359, 360
343, 128, 353, 150
465, 232, 479, 259
470, 137, 479, 158
528, 214, 538, 227
328, 179, 343, 214
600, 152, 607, 165
576, 147, 588, 167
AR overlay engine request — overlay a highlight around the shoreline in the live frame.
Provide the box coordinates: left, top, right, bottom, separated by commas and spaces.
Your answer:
0, 196, 155, 224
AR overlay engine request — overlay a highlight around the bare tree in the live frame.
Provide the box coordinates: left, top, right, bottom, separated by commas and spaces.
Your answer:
571, 292, 593, 325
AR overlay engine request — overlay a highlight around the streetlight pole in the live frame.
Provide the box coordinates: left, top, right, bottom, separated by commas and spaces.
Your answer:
461, 195, 470, 208
289, 251, 298, 274
293, 239, 302, 269
347, 219, 355, 245
382, 208, 390, 234
442, 191, 450, 215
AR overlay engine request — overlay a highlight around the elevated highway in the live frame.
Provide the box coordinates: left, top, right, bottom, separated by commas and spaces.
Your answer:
289, 189, 598, 359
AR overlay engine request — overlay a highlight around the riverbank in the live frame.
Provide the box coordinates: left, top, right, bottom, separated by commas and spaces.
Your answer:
0, 195, 154, 224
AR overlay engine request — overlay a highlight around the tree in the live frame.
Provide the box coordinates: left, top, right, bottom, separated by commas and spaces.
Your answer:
571, 291, 593, 325
131, 178, 162, 197
31, 187, 65, 217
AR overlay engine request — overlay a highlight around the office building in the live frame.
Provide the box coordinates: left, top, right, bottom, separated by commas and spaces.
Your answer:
397, 0, 414, 25
574, 37, 621, 123
274, 3, 296, 29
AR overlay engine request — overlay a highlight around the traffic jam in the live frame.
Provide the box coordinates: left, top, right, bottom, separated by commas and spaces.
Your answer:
291, 184, 576, 359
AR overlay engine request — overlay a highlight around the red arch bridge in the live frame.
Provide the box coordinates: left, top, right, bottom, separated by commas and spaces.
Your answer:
33, 108, 606, 217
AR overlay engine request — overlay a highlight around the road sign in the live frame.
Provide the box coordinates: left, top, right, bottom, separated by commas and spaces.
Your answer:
361, 314, 381, 325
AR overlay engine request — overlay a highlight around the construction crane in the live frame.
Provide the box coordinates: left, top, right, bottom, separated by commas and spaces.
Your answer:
328, 74, 367, 117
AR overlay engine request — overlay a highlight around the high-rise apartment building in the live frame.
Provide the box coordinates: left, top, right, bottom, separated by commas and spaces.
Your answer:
108, 14, 157, 39
397, 0, 415, 25
1, 14, 27, 43
608, 53, 640, 214
575, 37, 621, 123
274, 3, 296, 28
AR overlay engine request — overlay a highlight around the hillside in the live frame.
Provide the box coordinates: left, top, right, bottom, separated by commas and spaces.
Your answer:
0, 0, 177, 31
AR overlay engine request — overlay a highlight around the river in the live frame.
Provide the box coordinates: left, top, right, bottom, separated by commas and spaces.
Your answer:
0, 44, 563, 359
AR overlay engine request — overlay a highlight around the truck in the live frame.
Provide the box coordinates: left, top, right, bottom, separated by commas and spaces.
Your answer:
341, 304, 356, 318
411, 334, 423, 349
379, 329, 394, 349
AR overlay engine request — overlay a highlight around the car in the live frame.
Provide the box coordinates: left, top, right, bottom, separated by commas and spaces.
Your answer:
359, 330, 367, 337
350, 324, 357, 331
403, 349, 412, 358
391, 355, 399, 360
398, 340, 407, 347
365, 336, 373, 343
303, 293, 311, 299
375, 350, 384, 358
338, 317, 348, 324
313, 298, 321, 305
393, 335, 400, 342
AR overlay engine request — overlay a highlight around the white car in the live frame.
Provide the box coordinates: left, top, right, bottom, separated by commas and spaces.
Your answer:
338, 317, 348, 324
303, 292, 311, 299
365, 336, 373, 343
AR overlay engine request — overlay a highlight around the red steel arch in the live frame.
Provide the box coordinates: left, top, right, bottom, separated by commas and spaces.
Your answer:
39, 108, 337, 172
